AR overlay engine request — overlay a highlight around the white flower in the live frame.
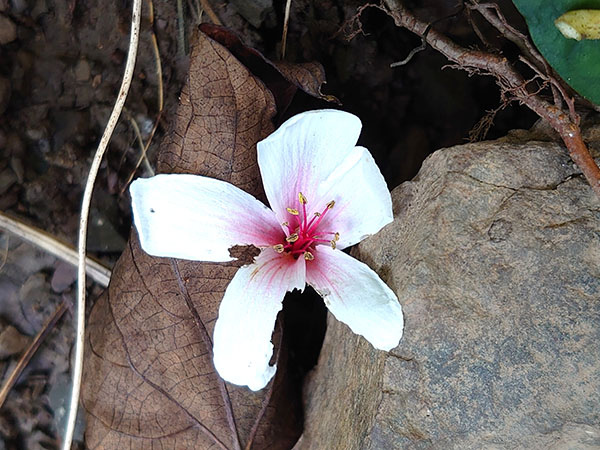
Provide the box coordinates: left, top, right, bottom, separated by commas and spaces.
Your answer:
130, 110, 404, 391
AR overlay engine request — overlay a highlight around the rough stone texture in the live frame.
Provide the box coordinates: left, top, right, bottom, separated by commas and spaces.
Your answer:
297, 125, 600, 449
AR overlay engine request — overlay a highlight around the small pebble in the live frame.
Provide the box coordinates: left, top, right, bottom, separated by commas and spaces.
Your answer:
74, 59, 91, 82
0, 325, 30, 359
91, 73, 102, 88
51, 261, 77, 293
0, 14, 17, 45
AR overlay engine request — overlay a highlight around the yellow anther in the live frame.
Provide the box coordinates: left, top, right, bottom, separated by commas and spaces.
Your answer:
330, 240, 337, 250
304, 251, 314, 261
282, 221, 289, 227
334, 232, 340, 241
327, 200, 335, 209
273, 244, 285, 253
286, 207, 299, 215
298, 192, 307, 205
286, 233, 299, 243
314, 212, 321, 217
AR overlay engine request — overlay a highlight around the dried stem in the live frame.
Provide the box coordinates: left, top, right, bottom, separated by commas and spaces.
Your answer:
0, 301, 68, 408
176, 0, 187, 55
281, 0, 292, 59
466, 1, 578, 121
0, 211, 111, 287
121, 0, 162, 192
382, 0, 600, 197
199, 0, 222, 25
0, 232, 9, 272
466, 1, 546, 71
126, 113, 155, 176
63, 0, 142, 447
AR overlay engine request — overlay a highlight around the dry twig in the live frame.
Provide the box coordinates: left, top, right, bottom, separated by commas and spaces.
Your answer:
63, 0, 142, 447
125, 112, 155, 177
281, 0, 292, 59
0, 301, 68, 408
121, 0, 162, 193
382, 0, 600, 197
465, 1, 577, 121
0, 211, 111, 287
199, 0, 222, 25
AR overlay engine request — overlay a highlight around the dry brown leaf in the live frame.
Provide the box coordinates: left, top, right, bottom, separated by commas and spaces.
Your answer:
81, 28, 329, 449
272, 62, 340, 105
199, 24, 336, 116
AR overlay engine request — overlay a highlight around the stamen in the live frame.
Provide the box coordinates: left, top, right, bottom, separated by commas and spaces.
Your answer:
277, 195, 339, 260
306, 201, 335, 236
286, 233, 299, 243
299, 192, 308, 229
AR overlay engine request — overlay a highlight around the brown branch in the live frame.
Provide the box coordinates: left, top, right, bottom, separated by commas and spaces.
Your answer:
467, 1, 579, 121
466, 1, 546, 71
382, 0, 600, 198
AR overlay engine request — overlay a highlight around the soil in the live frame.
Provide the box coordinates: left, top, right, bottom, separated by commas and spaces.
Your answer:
0, 0, 537, 448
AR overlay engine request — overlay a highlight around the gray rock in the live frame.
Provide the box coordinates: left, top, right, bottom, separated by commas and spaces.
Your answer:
50, 261, 76, 293
298, 128, 600, 449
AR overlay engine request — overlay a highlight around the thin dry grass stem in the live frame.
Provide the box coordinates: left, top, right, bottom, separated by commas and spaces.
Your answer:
126, 112, 154, 176
199, 0, 222, 25
382, 0, 600, 198
0, 234, 8, 272
0, 211, 111, 287
281, 0, 292, 59
63, 0, 142, 447
176, 0, 187, 55
121, 0, 162, 193
0, 301, 68, 408
187, 0, 202, 24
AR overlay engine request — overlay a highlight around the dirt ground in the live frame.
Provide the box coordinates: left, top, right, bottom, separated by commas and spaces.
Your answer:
0, 0, 537, 448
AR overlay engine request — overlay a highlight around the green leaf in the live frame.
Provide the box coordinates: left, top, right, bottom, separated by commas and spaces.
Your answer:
512, 0, 600, 105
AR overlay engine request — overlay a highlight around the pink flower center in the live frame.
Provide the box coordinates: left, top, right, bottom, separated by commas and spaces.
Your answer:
273, 192, 339, 261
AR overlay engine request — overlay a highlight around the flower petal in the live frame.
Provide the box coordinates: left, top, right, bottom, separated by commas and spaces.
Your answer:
312, 145, 393, 249
306, 246, 403, 351
130, 174, 284, 262
257, 109, 362, 223
213, 248, 306, 391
